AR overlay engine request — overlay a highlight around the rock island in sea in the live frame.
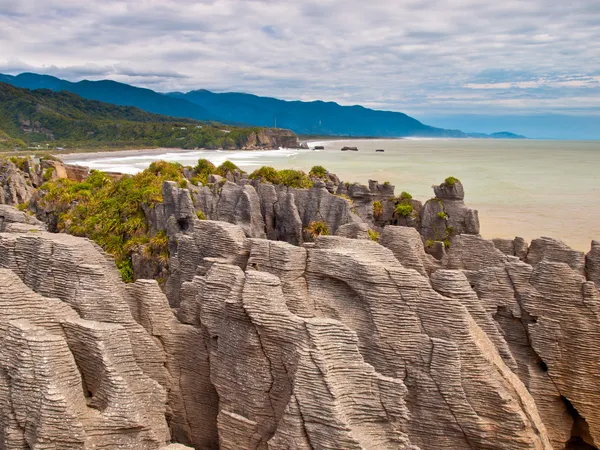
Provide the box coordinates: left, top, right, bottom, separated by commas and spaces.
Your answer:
0, 154, 599, 449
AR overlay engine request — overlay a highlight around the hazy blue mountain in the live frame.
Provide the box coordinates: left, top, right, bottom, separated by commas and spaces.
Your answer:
418, 114, 598, 140
168, 89, 468, 137
0, 73, 214, 121
0, 72, 526, 138
467, 131, 527, 139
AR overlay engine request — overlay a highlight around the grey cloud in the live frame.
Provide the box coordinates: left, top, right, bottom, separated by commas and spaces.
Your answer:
0, 0, 599, 116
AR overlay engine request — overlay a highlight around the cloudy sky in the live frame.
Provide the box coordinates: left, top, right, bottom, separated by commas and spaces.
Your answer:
1, 0, 599, 137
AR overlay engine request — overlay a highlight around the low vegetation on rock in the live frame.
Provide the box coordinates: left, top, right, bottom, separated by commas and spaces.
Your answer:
304, 220, 330, 239
395, 203, 414, 217
249, 166, 313, 188
308, 165, 328, 180
444, 176, 460, 186
368, 229, 380, 241
38, 161, 186, 281
373, 200, 383, 219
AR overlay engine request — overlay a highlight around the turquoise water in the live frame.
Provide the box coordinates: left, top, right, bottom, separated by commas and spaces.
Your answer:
62, 139, 600, 251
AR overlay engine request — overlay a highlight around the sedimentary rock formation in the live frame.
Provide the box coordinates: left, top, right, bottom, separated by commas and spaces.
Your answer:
0, 163, 599, 450
420, 179, 479, 245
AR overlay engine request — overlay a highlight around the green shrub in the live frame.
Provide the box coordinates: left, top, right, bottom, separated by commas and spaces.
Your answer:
117, 259, 134, 283
443, 238, 451, 248
249, 166, 280, 184
278, 169, 314, 189
17, 202, 28, 211
192, 158, 217, 185
196, 210, 206, 220
437, 211, 448, 220
309, 165, 328, 179
9, 156, 28, 171
373, 200, 383, 219
400, 191, 412, 200
43, 167, 55, 181
395, 203, 414, 217
39, 160, 186, 282
445, 176, 460, 186
216, 160, 243, 177
305, 221, 329, 238
426, 239, 435, 248
368, 229, 380, 242
383, 181, 391, 187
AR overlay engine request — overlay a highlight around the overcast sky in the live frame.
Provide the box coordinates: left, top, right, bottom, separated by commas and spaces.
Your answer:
1, 0, 599, 130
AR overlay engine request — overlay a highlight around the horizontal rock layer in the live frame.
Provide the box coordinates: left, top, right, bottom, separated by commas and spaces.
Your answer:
0, 168, 599, 450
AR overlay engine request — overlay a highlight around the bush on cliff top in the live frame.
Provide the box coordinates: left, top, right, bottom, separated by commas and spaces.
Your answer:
444, 176, 460, 186
277, 169, 314, 189
249, 166, 313, 189
308, 165, 328, 180
216, 160, 244, 177
395, 203, 414, 217
191, 159, 244, 185
40, 160, 186, 282
249, 166, 280, 184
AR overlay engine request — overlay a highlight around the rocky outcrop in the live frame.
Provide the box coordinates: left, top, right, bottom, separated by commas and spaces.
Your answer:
0, 158, 36, 205
162, 178, 363, 246
1, 161, 599, 450
587, 241, 600, 289
447, 234, 600, 449
379, 225, 439, 276
420, 179, 479, 247
0, 216, 209, 449
244, 128, 300, 149
0, 204, 45, 232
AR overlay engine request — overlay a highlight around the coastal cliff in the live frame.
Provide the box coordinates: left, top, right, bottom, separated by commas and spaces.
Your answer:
0, 156, 599, 449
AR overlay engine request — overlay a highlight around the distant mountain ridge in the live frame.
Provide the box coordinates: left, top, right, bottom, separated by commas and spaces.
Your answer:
0, 72, 525, 139
0, 82, 290, 150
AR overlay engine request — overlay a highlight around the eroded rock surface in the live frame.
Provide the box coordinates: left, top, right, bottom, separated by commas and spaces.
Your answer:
1, 188, 599, 450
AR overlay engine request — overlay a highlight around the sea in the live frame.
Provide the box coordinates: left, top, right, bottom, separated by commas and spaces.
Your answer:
61, 139, 600, 252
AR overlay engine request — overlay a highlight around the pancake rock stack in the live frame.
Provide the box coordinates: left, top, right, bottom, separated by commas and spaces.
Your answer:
0, 175, 599, 449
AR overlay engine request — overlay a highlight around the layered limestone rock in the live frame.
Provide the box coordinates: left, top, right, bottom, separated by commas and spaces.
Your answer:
587, 240, 600, 289
1, 171, 599, 450
0, 158, 37, 205
0, 214, 209, 449
243, 128, 300, 149
420, 179, 479, 247
161, 179, 362, 246
169, 216, 554, 449
447, 234, 600, 449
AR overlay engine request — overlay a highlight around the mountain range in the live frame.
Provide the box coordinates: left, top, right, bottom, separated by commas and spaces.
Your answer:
0, 72, 525, 139
0, 82, 275, 150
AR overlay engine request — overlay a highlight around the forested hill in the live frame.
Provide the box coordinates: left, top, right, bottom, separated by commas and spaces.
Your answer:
1, 72, 470, 137
0, 82, 295, 150
169, 89, 467, 137
0, 72, 213, 121
1, 72, 526, 139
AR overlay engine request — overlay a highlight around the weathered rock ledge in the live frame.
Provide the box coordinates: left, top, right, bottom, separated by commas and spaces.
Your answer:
1, 198, 599, 449
1, 157, 599, 449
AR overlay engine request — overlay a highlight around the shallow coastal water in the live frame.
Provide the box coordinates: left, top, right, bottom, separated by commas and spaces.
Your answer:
62, 139, 600, 251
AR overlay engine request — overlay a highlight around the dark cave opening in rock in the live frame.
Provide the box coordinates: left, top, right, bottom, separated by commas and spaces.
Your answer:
562, 396, 598, 450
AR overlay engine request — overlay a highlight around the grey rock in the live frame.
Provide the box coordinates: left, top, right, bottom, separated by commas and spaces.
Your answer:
0, 158, 36, 206
527, 236, 585, 274
433, 179, 465, 200
587, 240, 600, 289
442, 234, 508, 272
335, 222, 370, 239
379, 225, 440, 276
